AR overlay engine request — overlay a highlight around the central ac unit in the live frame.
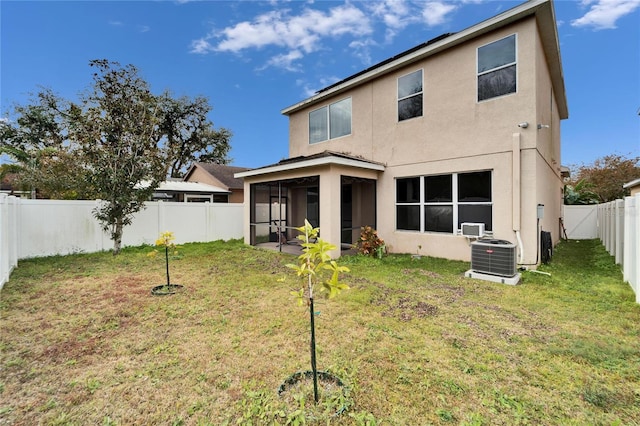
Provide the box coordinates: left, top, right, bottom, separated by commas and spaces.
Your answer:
461, 222, 485, 237
470, 239, 517, 277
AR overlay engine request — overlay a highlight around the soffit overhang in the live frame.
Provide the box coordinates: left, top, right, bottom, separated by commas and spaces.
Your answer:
235, 154, 385, 180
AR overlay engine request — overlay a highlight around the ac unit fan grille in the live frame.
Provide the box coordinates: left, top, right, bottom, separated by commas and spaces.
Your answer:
470, 240, 517, 277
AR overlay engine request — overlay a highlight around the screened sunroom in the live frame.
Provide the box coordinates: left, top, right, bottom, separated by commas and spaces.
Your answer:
235, 152, 383, 257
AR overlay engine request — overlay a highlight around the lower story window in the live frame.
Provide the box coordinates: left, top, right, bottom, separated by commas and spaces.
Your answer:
396, 171, 492, 233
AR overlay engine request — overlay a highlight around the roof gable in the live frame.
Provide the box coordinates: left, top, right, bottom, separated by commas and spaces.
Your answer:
185, 163, 249, 189
281, 0, 567, 120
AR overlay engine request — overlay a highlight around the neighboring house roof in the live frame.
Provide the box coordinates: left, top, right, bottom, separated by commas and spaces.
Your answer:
184, 163, 249, 190
235, 151, 385, 179
281, 0, 567, 120
623, 178, 640, 190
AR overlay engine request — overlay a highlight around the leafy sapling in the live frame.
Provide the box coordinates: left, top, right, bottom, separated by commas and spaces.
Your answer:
148, 231, 181, 293
282, 219, 350, 404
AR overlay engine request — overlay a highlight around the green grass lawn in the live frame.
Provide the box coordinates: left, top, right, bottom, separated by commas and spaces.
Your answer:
1, 239, 638, 425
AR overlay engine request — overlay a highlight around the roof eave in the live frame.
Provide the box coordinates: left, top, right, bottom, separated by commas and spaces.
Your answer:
235, 156, 385, 179
623, 178, 640, 189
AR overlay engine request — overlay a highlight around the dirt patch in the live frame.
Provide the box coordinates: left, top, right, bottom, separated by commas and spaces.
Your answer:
382, 297, 439, 321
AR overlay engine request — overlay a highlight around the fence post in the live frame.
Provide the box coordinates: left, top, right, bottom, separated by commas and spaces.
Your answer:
608, 202, 615, 255
205, 202, 213, 242
623, 194, 639, 302
0, 194, 7, 289
602, 203, 609, 253
158, 201, 165, 235
627, 194, 640, 303
615, 199, 624, 265
9, 196, 19, 274
598, 204, 603, 240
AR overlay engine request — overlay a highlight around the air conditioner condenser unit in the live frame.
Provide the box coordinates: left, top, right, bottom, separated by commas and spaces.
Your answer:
466, 239, 521, 285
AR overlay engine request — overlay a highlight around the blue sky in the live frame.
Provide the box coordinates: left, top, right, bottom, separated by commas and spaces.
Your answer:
1, 0, 639, 170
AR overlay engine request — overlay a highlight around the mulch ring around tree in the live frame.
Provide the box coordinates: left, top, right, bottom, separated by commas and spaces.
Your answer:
278, 370, 351, 417
151, 284, 184, 296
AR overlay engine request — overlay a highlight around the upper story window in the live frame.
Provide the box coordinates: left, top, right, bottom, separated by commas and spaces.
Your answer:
477, 34, 516, 102
309, 97, 352, 144
398, 69, 423, 121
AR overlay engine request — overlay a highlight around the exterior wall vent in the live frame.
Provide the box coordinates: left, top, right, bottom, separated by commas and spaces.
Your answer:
461, 222, 485, 238
470, 239, 517, 277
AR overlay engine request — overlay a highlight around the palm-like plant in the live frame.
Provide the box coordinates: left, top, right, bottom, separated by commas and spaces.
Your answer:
564, 179, 600, 205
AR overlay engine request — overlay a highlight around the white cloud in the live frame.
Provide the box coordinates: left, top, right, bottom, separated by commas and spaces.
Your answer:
571, 0, 640, 29
349, 39, 377, 66
421, 1, 458, 27
215, 4, 371, 54
138, 25, 150, 33
189, 0, 465, 70
190, 38, 214, 54
260, 50, 304, 72
296, 75, 341, 97
108, 20, 124, 27
369, 0, 411, 29
191, 3, 372, 69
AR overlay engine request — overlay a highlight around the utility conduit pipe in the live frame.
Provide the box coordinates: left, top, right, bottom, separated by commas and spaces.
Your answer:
512, 133, 524, 264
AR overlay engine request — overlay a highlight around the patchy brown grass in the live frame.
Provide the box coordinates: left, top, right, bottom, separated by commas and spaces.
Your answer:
1, 239, 639, 425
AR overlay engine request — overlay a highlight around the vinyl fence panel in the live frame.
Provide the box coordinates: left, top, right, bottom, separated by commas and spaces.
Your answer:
19, 199, 107, 258
0, 194, 20, 289
623, 194, 639, 302
597, 196, 639, 303
3, 199, 243, 264
562, 205, 598, 239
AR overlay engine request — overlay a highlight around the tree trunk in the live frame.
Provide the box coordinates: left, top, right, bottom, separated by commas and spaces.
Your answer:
112, 220, 123, 255
309, 296, 319, 404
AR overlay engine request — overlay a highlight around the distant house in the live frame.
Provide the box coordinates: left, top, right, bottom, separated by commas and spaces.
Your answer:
150, 179, 230, 203
183, 163, 249, 203
237, 0, 568, 264
624, 178, 640, 196
0, 173, 30, 198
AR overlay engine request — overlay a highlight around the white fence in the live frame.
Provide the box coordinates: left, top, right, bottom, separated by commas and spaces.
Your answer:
0, 194, 244, 289
562, 205, 598, 239
596, 195, 640, 303
0, 195, 19, 290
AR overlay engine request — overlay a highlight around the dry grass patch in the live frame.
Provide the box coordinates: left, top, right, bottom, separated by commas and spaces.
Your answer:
1, 239, 639, 425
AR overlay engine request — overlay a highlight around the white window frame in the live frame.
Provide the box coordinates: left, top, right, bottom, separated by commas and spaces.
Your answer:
395, 171, 493, 234
476, 34, 517, 102
397, 69, 423, 122
308, 97, 352, 144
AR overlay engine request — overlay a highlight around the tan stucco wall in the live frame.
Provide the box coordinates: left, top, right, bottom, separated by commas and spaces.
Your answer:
288, 21, 540, 164
228, 191, 244, 204
185, 167, 221, 186
279, 17, 565, 264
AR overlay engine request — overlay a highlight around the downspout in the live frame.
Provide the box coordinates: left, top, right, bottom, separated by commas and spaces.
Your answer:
512, 133, 524, 264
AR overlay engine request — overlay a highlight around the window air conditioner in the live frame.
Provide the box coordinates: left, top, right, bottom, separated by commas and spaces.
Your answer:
461, 222, 485, 238
470, 239, 517, 277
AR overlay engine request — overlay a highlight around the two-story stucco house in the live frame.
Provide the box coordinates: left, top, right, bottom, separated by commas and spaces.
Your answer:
236, 0, 568, 265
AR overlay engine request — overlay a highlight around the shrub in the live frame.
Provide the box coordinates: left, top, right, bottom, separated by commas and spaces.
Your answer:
355, 226, 385, 258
